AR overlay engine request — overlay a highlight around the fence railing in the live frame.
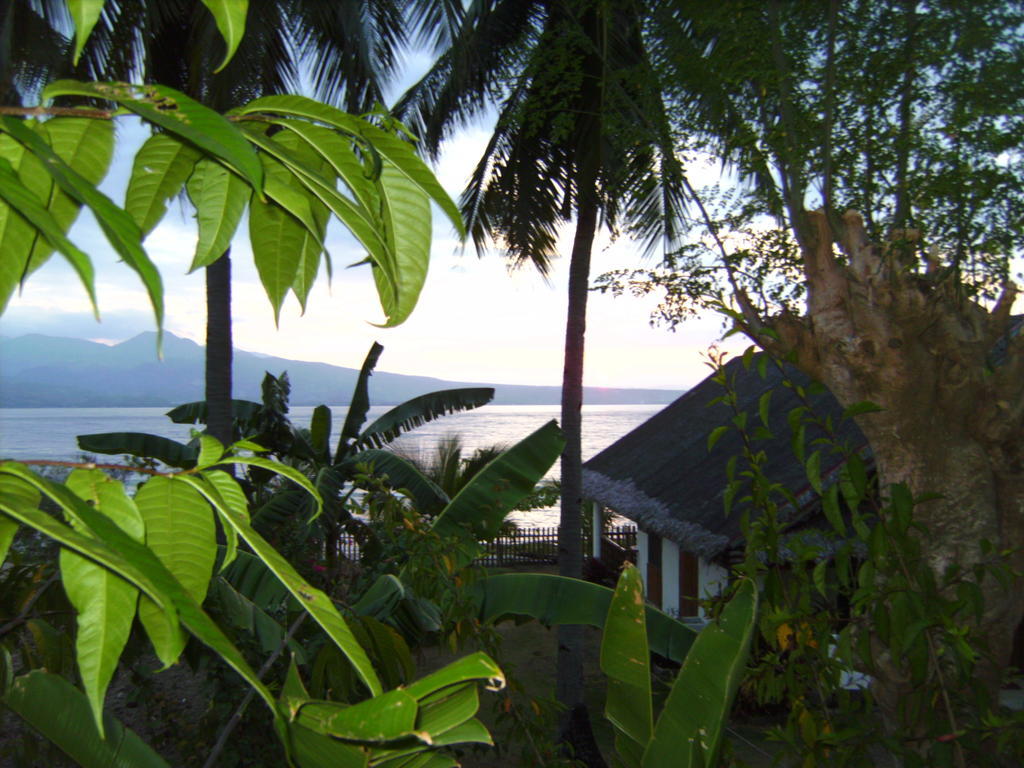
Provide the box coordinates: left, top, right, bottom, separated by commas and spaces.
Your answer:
332, 524, 638, 568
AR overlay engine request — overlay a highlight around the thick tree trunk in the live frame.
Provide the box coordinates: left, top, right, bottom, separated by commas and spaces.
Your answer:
744, 209, 1024, 734
205, 251, 233, 449
556, 191, 599, 725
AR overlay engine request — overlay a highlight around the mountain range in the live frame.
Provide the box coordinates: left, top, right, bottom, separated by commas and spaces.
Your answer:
0, 333, 682, 407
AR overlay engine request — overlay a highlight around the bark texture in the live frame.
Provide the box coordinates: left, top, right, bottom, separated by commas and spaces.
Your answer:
556, 191, 598, 716
738, 209, 1024, 723
205, 252, 233, 449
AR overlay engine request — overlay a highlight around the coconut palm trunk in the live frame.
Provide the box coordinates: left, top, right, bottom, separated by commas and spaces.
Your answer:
204, 249, 232, 447
556, 183, 599, 713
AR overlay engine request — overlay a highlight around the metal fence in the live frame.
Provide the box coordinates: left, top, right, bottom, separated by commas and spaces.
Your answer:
333, 524, 638, 568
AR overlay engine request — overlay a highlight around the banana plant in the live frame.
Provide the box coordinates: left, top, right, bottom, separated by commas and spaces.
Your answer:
602, 566, 758, 768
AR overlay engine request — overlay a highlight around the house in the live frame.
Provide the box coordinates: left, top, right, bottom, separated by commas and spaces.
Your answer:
582, 352, 868, 620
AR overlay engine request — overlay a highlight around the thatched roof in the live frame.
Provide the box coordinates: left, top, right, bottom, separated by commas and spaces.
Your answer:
583, 354, 868, 559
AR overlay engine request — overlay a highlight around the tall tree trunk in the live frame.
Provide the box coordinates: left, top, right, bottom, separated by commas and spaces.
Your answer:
746, 209, 1024, 737
205, 251, 233, 448
556, 188, 599, 726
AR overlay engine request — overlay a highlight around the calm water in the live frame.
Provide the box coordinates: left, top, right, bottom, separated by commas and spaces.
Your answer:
0, 404, 663, 526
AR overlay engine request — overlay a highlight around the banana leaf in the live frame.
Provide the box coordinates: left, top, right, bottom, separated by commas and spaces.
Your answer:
471, 572, 698, 663
356, 387, 495, 449
348, 449, 449, 512
429, 420, 564, 570
642, 579, 758, 768
165, 399, 262, 424
335, 342, 384, 463
77, 432, 197, 468
3, 669, 171, 768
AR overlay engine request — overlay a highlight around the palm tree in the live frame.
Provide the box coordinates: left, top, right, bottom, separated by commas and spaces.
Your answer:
394, 0, 689, 740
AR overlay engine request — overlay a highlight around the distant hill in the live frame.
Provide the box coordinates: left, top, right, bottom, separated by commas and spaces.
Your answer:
0, 333, 682, 407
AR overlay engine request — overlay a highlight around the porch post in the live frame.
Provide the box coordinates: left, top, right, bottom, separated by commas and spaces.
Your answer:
591, 502, 603, 559
636, 529, 649, 597
661, 538, 680, 617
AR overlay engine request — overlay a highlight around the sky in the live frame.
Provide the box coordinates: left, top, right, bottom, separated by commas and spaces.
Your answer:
0, 50, 742, 392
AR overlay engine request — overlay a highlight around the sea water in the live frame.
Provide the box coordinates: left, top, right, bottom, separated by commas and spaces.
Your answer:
0, 404, 664, 526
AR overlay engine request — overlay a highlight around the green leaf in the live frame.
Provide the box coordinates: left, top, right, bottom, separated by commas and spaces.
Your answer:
842, 400, 884, 419
200, 0, 248, 72
472, 573, 698, 663
125, 132, 201, 235
178, 472, 382, 697
26, 117, 114, 277
250, 192, 306, 322
61, 470, 144, 736
196, 434, 227, 468
706, 425, 729, 452
296, 689, 418, 741
202, 470, 247, 570
404, 652, 504, 700
186, 157, 249, 271
234, 96, 465, 238
350, 450, 449, 513
43, 81, 263, 195
430, 420, 564, 569
3, 670, 172, 768
134, 476, 216, 663
166, 398, 262, 425
77, 432, 198, 469
370, 160, 432, 327
241, 126, 390, 279
0, 156, 96, 316
223, 456, 322, 517
336, 342, 384, 463
309, 405, 332, 462
0, 115, 163, 342
758, 391, 772, 429
0, 515, 16, 565
805, 451, 822, 494
273, 118, 378, 213
358, 388, 495, 448
0, 463, 279, 721
641, 579, 758, 768
601, 565, 653, 759
67, 0, 104, 65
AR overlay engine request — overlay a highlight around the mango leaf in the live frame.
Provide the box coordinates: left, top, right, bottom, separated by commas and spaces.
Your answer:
430, 420, 563, 568
3, 670, 172, 768
601, 565, 653, 765
472, 573, 698, 663
61, 470, 145, 736
125, 132, 201, 235
42, 81, 263, 195
186, 156, 249, 271
234, 95, 465, 237
18, 117, 114, 285
200, 0, 248, 71
77, 432, 198, 469
0, 115, 163, 342
242, 126, 390, 278
134, 475, 217, 663
370, 161, 431, 327
641, 579, 758, 768
272, 118, 378, 213
358, 388, 494, 449
0, 463, 279, 719
0, 155, 96, 316
178, 472, 382, 697
250, 191, 307, 322
67, 0, 104, 65
203, 468, 247, 570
